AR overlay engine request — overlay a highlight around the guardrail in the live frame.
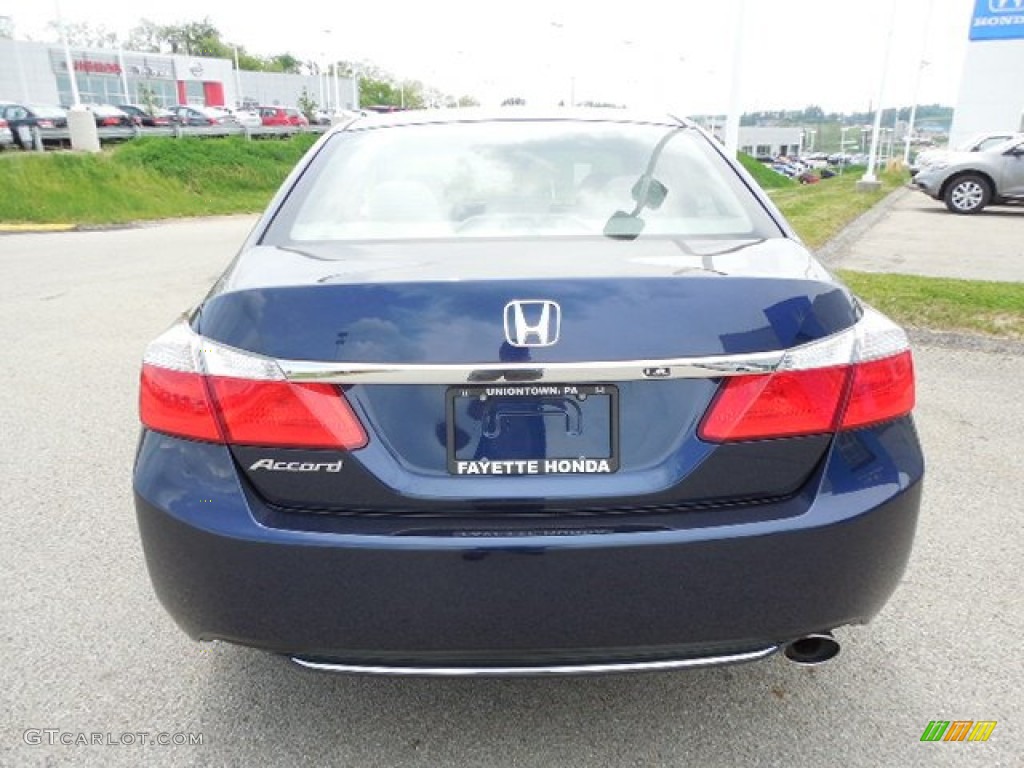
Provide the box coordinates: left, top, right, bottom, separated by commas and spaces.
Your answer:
10, 123, 330, 151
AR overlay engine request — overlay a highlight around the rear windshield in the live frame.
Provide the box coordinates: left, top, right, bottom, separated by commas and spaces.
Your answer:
263, 120, 783, 243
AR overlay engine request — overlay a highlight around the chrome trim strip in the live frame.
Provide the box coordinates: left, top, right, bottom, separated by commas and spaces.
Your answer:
291, 645, 779, 676
280, 352, 784, 385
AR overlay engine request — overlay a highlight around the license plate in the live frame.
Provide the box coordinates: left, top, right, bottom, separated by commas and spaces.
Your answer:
446, 384, 619, 476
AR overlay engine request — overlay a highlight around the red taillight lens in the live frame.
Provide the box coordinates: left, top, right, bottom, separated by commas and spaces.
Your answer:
139, 324, 368, 450
140, 365, 222, 442
840, 350, 915, 429
699, 349, 915, 443
207, 377, 367, 449
101, 117, 118, 126
699, 367, 851, 442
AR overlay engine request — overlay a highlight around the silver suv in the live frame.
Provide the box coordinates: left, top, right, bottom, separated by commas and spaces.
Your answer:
910, 131, 1020, 177
913, 135, 1024, 214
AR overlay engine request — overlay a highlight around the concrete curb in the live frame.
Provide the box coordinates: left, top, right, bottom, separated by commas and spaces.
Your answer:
908, 327, 1024, 356
814, 185, 911, 268
0, 213, 258, 235
0, 223, 76, 233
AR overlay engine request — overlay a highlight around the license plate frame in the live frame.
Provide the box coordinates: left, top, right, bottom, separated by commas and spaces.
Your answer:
445, 383, 620, 476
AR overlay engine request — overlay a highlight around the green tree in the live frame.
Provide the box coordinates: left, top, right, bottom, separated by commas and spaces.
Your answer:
235, 49, 267, 71
297, 87, 318, 121
126, 19, 163, 52
47, 21, 120, 48
138, 84, 159, 115
359, 77, 401, 107
266, 53, 302, 74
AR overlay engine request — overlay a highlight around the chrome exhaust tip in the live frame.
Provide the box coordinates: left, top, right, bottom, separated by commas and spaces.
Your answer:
783, 632, 840, 666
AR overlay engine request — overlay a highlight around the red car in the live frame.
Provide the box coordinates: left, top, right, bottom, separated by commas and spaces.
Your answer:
258, 106, 308, 128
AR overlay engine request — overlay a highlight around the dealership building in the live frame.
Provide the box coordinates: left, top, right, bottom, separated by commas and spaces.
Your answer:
949, 0, 1024, 145
0, 38, 352, 111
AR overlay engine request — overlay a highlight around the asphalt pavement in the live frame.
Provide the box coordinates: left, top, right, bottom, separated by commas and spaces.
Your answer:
0, 217, 1021, 767
821, 186, 1024, 282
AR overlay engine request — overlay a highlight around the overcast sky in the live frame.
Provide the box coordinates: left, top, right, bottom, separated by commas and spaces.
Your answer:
2, 0, 976, 113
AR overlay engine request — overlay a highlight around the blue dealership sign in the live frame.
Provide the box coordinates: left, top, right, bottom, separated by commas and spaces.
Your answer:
970, 0, 1024, 40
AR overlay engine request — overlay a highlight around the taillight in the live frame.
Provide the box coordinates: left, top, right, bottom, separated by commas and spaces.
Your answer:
100, 117, 119, 126
841, 350, 915, 429
699, 307, 915, 442
699, 366, 851, 441
139, 320, 367, 450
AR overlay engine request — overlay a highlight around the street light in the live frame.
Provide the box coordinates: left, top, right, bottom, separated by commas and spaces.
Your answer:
724, 0, 748, 157
858, 0, 898, 190
549, 22, 576, 107
904, 58, 932, 165
904, 0, 935, 165
54, 0, 100, 152
839, 125, 855, 174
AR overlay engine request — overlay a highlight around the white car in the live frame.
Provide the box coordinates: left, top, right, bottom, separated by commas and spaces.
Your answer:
219, 107, 261, 129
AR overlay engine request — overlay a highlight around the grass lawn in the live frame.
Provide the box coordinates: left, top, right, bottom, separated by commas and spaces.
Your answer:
0, 135, 318, 225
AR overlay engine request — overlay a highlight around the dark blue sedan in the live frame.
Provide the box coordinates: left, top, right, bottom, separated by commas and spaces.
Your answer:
134, 110, 923, 675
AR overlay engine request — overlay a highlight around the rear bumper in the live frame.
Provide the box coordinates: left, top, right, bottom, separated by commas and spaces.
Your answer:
133, 422, 923, 671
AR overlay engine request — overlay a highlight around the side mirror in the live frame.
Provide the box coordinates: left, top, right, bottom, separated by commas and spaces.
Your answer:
604, 211, 645, 240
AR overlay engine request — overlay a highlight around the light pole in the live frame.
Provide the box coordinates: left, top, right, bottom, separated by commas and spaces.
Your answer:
839, 125, 854, 174
904, 0, 935, 165
858, 0, 899, 190
55, 0, 80, 105
232, 46, 243, 108
724, 0, 748, 157
549, 22, 576, 107
55, 0, 100, 152
903, 61, 930, 165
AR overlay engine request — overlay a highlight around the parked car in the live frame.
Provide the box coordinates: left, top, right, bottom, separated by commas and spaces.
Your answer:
0, 103, 67, 148
221, 106, 262, 129
168, 105, 239, 127
117, 104, 173, 127
86, 104, 135, 128
0, 117, 13, 149
134, 109, 923, 676
910, 131, 1021, 177
258, 105, 309, 128
913, 135, 1024, 213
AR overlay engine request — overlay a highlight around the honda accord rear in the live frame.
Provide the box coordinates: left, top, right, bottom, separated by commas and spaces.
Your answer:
133, 111, 923, 675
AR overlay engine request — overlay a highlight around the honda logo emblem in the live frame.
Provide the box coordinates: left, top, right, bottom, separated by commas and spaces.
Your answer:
504, 300, 561, 347
990, 0, 1023, 12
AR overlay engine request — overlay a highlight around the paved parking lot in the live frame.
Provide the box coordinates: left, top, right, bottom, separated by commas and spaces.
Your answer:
0, 219, 1021, 767
823, 187, 1024, 282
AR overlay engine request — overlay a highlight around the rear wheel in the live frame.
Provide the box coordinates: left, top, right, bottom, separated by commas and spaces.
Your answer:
944, 174, 990, 214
